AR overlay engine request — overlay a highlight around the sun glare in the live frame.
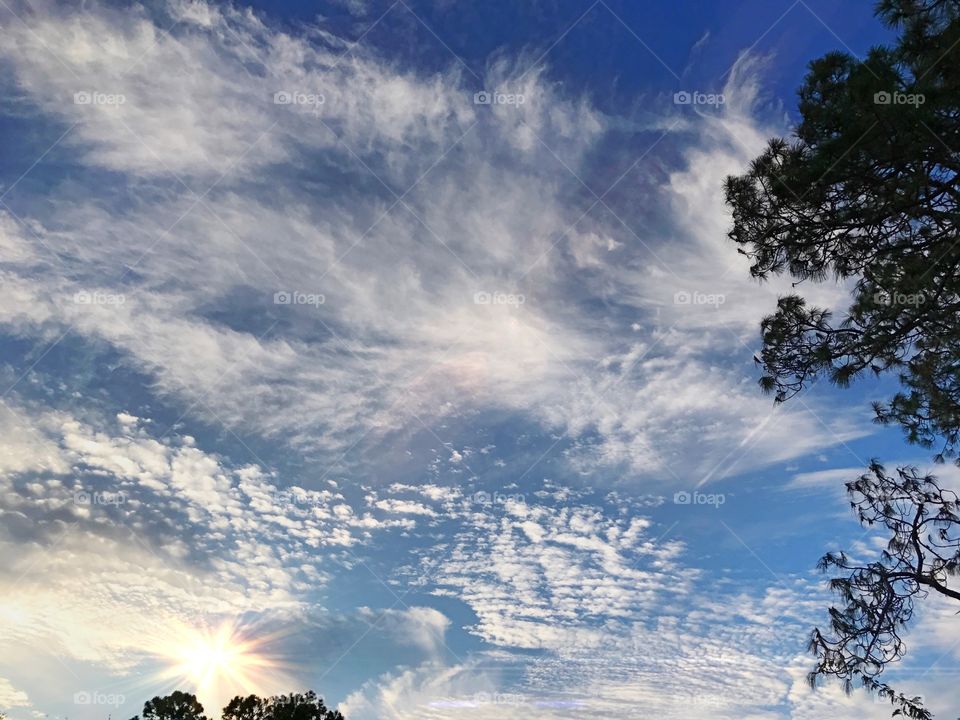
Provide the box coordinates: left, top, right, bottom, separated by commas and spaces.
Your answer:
178, 626, 246, 685
153, 621, 289, 711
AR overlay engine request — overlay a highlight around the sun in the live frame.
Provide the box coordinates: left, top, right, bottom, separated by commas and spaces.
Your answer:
177, 626, 248, 687
152, 621, 287, 712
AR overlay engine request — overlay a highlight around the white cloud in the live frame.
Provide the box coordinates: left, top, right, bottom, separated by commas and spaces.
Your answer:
0, 677, 31, 708
0, 1, 872, 486
0, 400, 419, 681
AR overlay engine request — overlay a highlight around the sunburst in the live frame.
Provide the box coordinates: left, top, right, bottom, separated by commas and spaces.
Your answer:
150, 620, 291, 712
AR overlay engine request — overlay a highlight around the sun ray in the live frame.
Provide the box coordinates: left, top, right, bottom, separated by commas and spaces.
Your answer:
146, 619, 296, 713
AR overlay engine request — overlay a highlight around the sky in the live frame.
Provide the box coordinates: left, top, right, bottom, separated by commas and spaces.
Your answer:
0, 1, 958, 719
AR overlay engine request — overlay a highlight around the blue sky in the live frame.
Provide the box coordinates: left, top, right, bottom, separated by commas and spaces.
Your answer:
0, 1, 957, 719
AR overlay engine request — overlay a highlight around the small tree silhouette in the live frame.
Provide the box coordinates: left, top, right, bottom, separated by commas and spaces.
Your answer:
131, 691, 208, 720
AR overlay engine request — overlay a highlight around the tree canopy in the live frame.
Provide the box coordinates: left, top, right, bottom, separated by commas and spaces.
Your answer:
222, 692, 343, 720
809, 463, 960, 718
137, 691, 209, 720
130, 691, 343, 720
725, 0, 960, 460
725, 0, 960, 717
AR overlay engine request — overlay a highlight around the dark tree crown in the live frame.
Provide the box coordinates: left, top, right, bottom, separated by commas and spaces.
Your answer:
725, 0, 960, 458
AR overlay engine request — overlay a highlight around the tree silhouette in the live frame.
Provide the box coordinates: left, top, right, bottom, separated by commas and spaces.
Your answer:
222, 693, 343, 720
132, 691, 208, 720
131, 691, 344, 720
810, 463, 960, 718
725, 0, 960, 715
221, 695, 268, 720
725, 0, 960, 460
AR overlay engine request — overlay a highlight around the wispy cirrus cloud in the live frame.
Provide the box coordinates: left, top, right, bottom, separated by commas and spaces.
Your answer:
0, 0, 866, 484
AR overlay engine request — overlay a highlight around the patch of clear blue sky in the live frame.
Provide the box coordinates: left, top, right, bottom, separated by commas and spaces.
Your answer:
244, 0, 893, 112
